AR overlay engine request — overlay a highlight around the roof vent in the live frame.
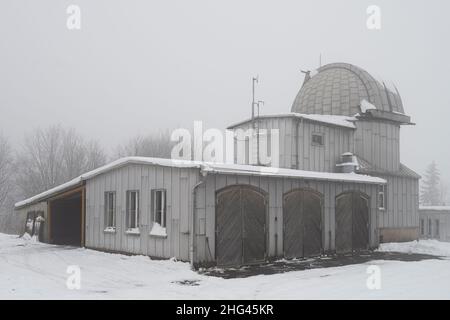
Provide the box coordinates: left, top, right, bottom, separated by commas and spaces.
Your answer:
336, 152, 359, 173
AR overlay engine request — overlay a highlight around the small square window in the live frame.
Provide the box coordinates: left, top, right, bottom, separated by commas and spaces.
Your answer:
312, 133, 324, 146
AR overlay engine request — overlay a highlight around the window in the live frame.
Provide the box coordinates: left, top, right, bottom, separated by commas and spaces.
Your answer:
126, 190, 139, 230
152, 189, 167, 228
378, 185, 386, 210
312, 133, 324, 146
150, 189, 167, 237
420, 219, 425, 236
104, 192, 116, 230
428, 218, 432, 236
435, 219, 440, 238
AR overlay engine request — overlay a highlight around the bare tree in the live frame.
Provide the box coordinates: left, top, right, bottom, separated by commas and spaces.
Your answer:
0, 134, 12, 209
115, 130, 174, 159
16, 125, 107, 198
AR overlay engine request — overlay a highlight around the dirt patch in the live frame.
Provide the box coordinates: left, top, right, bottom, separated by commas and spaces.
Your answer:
199, 251, 442, 279
172, 279, 201, 286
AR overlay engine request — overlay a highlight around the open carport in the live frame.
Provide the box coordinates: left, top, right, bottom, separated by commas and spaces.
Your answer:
48, 187, 85, 247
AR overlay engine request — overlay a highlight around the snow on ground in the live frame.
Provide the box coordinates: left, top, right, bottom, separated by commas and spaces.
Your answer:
379, 240, 450, 257
1, 233, 450, 299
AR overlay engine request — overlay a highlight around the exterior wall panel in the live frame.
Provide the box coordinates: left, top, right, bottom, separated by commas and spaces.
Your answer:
85, 164, 200, 261
194, 173, 379, 264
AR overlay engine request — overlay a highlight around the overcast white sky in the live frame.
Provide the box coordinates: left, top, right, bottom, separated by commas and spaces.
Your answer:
0, 0, 449, 181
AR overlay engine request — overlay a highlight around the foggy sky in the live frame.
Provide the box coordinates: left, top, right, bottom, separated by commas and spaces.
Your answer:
1, 0, 449, 182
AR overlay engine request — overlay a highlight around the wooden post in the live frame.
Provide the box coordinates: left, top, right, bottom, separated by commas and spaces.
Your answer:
47, 201, 52, 244
81, 187, 86, 247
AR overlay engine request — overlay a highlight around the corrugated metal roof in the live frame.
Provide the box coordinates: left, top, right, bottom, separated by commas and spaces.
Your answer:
356, 156, 420, 179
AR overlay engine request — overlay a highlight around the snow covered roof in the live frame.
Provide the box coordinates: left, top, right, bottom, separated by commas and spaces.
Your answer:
202, 162, 384, 184
15, 157, 204, 209
15, 156, 385, 209
227, 113, 357, 129
360, 99, 376, 114
419, 206, 450, 212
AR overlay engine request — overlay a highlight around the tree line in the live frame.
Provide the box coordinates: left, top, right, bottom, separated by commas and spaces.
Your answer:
0, 125, 174, 232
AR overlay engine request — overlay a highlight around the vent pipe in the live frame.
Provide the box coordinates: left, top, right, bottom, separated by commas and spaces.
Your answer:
336, 152, 359, 173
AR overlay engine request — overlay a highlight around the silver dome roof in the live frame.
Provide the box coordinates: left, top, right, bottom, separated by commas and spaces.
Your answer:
291, 62, 405, 116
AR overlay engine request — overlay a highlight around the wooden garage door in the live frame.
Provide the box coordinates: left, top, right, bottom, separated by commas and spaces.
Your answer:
283, 189, 322, 259
216, 186, 267, 267
216, 187, 242, 266
335, 192, 369, 253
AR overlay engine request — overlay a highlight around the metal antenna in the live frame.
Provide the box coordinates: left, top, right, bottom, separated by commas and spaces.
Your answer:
256, 100, 264, 166
251, 76, 259, 124
251, 76, 262, 165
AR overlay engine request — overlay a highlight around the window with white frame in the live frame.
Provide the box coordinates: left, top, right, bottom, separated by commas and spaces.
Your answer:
378, 185, 386, 210
153, 189, 166, 227
150, 189, 167, 237
126, 190, 139, 230
104, 191, 116, 230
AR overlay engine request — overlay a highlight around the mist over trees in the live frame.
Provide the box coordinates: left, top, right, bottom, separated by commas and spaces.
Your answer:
420, 161, 448, 206
0, 126, 174, 220
15, 126, 107, 198
114, 130, 174, 159
0, 134, 12, 209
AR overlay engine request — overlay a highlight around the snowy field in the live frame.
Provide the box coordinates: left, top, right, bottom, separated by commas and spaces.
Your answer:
1, 233, 450, 299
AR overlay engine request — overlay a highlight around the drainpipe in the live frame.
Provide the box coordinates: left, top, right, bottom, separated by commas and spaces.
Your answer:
295, 117, 301, 169
189, 170, 206, 268
294, 116, 302, 169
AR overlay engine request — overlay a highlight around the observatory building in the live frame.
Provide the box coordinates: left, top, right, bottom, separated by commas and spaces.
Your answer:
15, 62, 419, 267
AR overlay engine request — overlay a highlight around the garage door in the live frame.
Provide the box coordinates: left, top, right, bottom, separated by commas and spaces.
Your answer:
335, 192, 369, 253
216, 186, 267, 267
283, 189, 322, 258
